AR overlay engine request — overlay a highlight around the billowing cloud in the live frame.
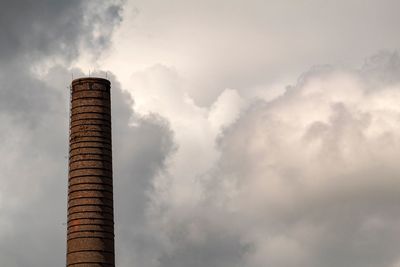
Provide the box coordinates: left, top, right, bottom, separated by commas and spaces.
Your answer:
0, 1, 175, 266
0, 66, 174, 266
2, 1, 400, 266
101, 0, 400, 106
0, 0, 123, 64
135, 52, 400, 267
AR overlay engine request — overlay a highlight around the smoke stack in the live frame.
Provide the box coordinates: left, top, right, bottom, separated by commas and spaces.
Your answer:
67, 78, 115, 266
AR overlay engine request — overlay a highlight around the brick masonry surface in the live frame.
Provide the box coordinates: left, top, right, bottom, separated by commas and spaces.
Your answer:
67, 78, 115, 267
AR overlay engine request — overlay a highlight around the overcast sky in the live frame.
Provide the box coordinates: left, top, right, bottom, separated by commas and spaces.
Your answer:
1, 0, 400, 266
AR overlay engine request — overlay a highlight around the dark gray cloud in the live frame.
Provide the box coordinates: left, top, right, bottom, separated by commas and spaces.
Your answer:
108, 73, 175, 267
0, 1, 175, 266
2, 1, 400, 266
0, 0, 124, 123
0, 67, 174, 266
0, 0, 123, 63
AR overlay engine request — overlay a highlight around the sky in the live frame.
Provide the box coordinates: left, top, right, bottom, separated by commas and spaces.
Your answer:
1, 0, 400, 266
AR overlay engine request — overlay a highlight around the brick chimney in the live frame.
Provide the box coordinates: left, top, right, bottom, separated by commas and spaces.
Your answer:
67, 77, 115, 266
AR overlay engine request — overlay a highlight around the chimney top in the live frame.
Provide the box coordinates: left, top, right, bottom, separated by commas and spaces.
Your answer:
71, 77, 110, 86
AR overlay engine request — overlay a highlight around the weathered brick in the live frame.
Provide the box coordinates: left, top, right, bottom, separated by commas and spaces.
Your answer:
67, 78, 114, 267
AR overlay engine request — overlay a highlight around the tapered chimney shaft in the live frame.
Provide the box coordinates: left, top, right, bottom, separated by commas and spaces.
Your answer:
67, 78, 115, 266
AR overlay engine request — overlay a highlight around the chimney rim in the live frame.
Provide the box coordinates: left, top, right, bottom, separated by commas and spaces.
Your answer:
71, 77, 111, 86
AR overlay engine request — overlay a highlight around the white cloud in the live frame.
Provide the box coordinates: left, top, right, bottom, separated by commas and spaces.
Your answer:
101, 0, 400, 105
2, 0, 400, 266
137, 53, 400, 267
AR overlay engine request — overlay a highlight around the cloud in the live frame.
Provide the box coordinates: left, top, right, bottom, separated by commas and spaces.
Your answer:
1, 0, 400, 266
102, 0, 400, 106
138, 52, 400, 267
0, 65, 175, 266
109, 73, 175, 267
0, 0, 123, 64
0, 1, 175, 266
